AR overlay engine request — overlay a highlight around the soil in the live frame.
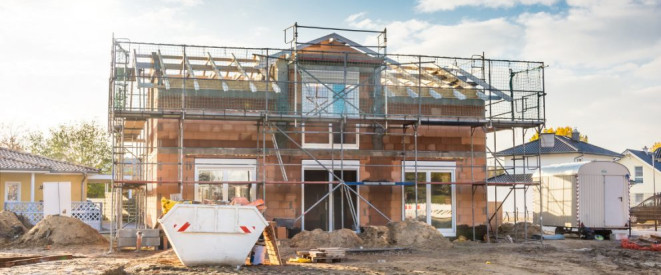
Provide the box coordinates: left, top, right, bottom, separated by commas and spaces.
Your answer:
359, 226, 390, 247
386, 219, 452, 249
289, 228, 363, 248
2, 238, 661, 274
17, 215, 108, 246
0, 211, 27, 243
291, 219, 451, 250
498, 222, 543, 240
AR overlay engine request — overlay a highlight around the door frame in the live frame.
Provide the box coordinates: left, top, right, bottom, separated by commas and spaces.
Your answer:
402, 161, 457, 236
301, 160, 360, 231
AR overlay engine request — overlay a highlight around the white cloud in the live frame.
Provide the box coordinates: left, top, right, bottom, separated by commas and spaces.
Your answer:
164, 0, 203, 7
0, 0, 213, 132
345, 12, 382, 30
416, 0, 558, 12
517, 1, 661, 68
347, 1, 661, 151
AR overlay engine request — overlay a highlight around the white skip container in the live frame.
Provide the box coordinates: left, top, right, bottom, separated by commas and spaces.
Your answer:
158, 204, 268, 266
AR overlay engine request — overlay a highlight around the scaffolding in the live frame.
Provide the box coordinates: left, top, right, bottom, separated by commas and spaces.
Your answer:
108, 24, 546, 250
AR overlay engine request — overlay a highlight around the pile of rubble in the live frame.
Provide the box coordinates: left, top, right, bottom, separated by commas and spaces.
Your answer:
290, 228, 363, 249
290, 219, 452, 250
18, 215, 107, 246
0, 211, 28, 243
498, 222, 542, 240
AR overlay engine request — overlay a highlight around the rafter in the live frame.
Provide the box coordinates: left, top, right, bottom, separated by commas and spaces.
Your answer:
231, 53, 257, 92
183, 55, 200, 91
206, 52, 229, 92
155, 50, 170, 90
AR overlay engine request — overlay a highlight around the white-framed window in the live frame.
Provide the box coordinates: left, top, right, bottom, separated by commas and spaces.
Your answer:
635, 166, 643, 183
301, 70, 360, 117
194, 159, 257, 202
5, 182, 21, 202
635, 193, 644, 204
402, 161, 456, 236
301, 122, 359, 149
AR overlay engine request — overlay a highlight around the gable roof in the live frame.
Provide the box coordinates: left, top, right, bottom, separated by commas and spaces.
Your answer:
624, 149, 661, 172
495, 135, 622, 158
297, 33, 381, 56
0, 147, 99, 173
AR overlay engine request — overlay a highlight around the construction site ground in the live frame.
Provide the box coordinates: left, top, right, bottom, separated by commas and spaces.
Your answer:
2, 237, 661, 274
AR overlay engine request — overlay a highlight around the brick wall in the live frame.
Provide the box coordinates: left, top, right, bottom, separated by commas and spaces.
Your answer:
143, 118, 488, 229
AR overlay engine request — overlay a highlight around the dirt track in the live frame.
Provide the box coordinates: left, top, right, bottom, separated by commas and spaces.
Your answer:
2, 239, 661, 274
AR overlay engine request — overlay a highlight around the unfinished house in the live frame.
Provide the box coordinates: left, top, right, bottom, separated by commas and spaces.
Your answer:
108, 25, 546, 239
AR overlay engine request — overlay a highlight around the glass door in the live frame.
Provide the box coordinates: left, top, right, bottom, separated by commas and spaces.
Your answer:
404, 168, 456, 236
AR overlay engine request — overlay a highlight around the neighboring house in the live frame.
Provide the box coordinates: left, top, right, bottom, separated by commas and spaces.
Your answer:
618, 148, 661, 205
490, 131, 622, 219
108, 29, 546, 237
0, 147, 102, 228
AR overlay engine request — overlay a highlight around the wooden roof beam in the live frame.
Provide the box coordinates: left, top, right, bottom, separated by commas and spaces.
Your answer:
206, 52, 230, 92
156, 50, 170, 90
183, 55, 200, 91
231, 53, 257, 92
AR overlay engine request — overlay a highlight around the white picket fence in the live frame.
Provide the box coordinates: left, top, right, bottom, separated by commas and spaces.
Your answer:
4, 201, 103, 231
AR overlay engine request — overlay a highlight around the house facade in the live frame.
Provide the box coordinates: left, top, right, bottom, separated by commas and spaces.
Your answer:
109, 28, 545, 237
618, 148, 661, 205
491, 131, 622, 219
0, 147, 101, 227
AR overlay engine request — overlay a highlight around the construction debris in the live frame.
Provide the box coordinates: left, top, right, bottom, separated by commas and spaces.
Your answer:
358, 226, 390, 247
290, 229, 363, 249
0, 211, 27, 243
291, 219, 452, 250
18, 215, 107, 246
296, 248, 346, 263
498, 222, 542, 240
0, 255, 74, 268
386, 219, 452, 249
621, 239, 661, 251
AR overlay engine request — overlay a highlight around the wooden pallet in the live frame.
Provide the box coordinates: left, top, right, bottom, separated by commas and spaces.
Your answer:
263, 221, 282, 265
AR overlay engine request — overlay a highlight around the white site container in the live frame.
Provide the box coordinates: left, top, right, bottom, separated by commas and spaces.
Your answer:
533, 161, 630, 230
158, 204, 268, 266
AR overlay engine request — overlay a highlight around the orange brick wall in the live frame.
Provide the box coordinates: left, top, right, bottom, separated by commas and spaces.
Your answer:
142, 118, 488, 229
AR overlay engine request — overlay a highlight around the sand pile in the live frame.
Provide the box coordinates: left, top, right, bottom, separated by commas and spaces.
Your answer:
0, 211, 27, 242
19, 215, 107, 246
386, 219, 452, 249
498, 222, 541, 239
291, 219, 452, 250
290, 228, 363, 248
358, 226, 390, 247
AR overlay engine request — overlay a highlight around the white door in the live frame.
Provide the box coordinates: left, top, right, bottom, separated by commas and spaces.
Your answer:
604, 176, 627, 227
43, 182, 71, 216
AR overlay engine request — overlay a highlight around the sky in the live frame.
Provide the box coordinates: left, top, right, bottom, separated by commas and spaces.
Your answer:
0, 0, 659, 153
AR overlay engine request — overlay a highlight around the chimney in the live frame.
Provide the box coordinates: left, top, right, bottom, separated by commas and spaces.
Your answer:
571, 128, 580, 141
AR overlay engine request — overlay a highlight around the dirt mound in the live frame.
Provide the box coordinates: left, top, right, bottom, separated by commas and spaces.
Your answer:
290, 228, 363, 249
0, 211, 27, 242
358, 226, 390, 247
19, 215, 107, 246
386, 219, 452, 249
498, 222, 541, 239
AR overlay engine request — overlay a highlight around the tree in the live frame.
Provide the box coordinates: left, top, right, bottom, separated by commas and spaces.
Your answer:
529, 126, 589, 142
0, 123, 27, 151
27, 121, 111, 174
651, 142, 661, 152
